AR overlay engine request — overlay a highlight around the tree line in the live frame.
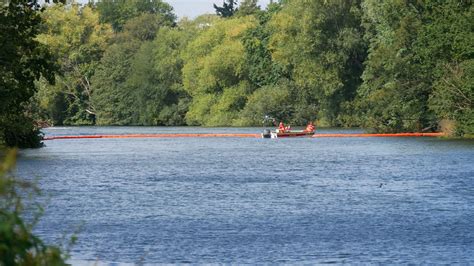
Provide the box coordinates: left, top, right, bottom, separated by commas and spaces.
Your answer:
1, 0, 472, 147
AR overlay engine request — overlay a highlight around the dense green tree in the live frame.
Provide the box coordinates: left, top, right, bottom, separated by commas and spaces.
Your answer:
92, 11, 180, 125
120, 14, 186, 125
91, 41, 140, 125
36, 3, 113, 125
150, 18, 218, 125
126, 42, 164, 125
127, 39, 189, 126
358, 0, 472, 134
0, 0, 60, 147
269, 0, 366, 126
234, 2, 303, 125
182, 16, 257, 125
236, 0, 260, 16
94, 0, 176, 31
241, 2, 284, 88
214, 0, 237, 18
423, 1, 473, 135
115, 12, 175, 42
237, 82, 293, 126
429, 61, 473, 135
357, 1, 430, 132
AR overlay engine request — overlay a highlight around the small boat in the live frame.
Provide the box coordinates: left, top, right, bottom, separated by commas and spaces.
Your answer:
261, 129, 315, 139
261, 119, 315, 139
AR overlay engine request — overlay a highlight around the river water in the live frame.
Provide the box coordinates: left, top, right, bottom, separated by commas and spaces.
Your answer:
17, 127, 474, 264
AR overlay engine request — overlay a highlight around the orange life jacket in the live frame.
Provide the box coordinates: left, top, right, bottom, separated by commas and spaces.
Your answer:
279, 122, 285, 131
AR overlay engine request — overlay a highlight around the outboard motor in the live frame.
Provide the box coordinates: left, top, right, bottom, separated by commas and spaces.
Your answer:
261, 129, 271, 138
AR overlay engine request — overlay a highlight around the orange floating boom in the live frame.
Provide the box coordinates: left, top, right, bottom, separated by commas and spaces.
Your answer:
42, 133, 261, 140
42, 132, 445, 141
312, 132, 445, 138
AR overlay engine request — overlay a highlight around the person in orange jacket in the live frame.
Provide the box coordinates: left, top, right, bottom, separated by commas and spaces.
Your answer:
279, 121, 285, 132
305, 121, 315, 132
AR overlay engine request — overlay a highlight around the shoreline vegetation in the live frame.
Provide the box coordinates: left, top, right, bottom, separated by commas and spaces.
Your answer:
0, 149, 70, 264
1, 0, 473, 148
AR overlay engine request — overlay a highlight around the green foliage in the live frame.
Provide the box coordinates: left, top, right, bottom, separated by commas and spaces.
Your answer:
128, 40, 188, 126
91, 41, 140, 125
0, 115, 44, 149
151, 20, 211, 125
0, 0, 59, 148
430, 61, 474, 136
0, 149, 68, 265
116, 12, 175, 42
236, 0, 260, 17
95, 0, 176, 32
358, 0, 473, 134
241, 5, 286, 88
182, 16, 257, 125
214, 0, 237, 18
21, 0, 472, 133
357, 0, 430, 132
207, 83, 249, 126
269, 0, 366, 126
423, 1, 473, 136
36, 3, 113, 125
237, 83, 292, 126
92, 10, 190, 126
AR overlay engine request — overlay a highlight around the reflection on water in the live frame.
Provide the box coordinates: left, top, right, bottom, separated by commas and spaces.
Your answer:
17, 127, 474, 264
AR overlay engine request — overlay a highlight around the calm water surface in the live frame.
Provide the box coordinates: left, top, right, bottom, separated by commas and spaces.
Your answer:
17, 127, 474, 264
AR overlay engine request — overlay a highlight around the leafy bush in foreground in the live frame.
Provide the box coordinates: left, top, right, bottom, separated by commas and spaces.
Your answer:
0, 149, 69, 265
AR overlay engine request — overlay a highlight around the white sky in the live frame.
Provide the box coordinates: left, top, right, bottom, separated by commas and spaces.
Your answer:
75, 0, 272, 18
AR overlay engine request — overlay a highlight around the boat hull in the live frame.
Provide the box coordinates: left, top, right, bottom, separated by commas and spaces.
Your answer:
261, 130, 314, 138
271, 131, 314, 138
